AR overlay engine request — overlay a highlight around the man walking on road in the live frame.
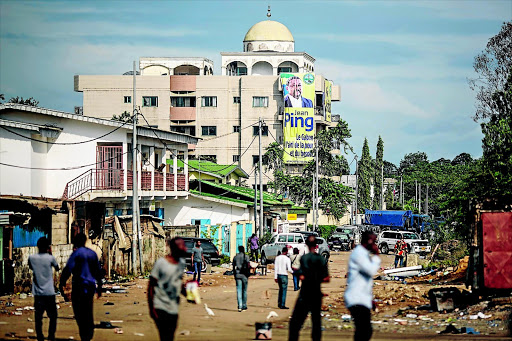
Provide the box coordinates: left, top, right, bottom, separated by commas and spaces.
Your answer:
248, 233, 259, 262
59, 233, 102, 341
233, 245, 250, 312
148, 237, 188, 341
289, 236, 329, 341
344, 231, 381, 341
29, 237, 59, 341
191, 240, 205, 285
275, 246, 293, 309
394, 236, 407, 268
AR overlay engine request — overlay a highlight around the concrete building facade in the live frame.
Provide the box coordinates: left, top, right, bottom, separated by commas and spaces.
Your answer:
74, 18, 341, 187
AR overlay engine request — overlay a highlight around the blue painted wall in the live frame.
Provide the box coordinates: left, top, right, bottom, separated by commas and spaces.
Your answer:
13, 226, 47, 248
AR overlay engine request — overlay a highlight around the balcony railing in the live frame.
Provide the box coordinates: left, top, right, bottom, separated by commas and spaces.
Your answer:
63, 169, 124, 200
64, 169, 188, 199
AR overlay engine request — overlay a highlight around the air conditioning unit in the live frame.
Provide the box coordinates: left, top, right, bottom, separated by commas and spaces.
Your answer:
74, 106, 83, 115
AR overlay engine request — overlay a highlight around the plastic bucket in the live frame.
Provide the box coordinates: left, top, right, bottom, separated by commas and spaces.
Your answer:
255, 322, 272, 340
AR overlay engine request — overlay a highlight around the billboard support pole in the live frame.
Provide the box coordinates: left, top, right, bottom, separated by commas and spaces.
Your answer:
131, 61, 138, 275
258, 118, 264, 238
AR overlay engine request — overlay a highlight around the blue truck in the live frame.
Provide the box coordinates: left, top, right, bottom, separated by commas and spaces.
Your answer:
364, 210, 431, 232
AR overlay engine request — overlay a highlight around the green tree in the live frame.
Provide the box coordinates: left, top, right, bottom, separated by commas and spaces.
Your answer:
357, 138, 372, 212
469, 21, 512, 121
8, 96, 39, 106
373, 136, 384, 209
384, 183, 394, 208
112, 111, 134, 123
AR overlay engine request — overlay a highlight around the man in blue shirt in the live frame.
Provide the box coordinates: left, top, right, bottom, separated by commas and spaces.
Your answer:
344, 231, 381, 341
59, 233, 102, 341
29, 237, 59, 341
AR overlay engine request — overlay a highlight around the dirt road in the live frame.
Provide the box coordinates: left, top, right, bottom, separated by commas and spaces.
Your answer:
1, 252, 510, 340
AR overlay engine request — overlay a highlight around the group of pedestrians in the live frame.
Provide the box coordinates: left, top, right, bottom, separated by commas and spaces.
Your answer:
29, 233, 102, 341
30, 230, 381, 341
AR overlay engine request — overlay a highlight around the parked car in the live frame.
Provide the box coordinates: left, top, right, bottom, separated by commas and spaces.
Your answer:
260, 233, 306, 264
328, 233, 351, 251
182, 237, 221, 271
377, 230, 431, 256
315, 237, 330, 260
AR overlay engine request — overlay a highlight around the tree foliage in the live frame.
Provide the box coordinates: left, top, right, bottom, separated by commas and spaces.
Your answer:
8, 96, 39, 106
373, 136, 384, 209
112, 111, 134, 123
469, 21, 512, 121
357, 138, 372, 212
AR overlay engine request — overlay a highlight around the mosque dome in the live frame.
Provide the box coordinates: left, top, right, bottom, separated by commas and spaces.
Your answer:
243, 20, 294, 42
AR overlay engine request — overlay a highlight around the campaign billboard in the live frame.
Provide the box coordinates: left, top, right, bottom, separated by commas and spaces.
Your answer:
324, 80, 332, 122
280, 73, 316, 164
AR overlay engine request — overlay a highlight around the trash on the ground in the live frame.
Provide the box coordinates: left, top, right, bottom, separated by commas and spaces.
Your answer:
477, 312, 492, 319
255, 322, 272, 340
406, 314, 418, 318
27, 318, 32, 322
114, 328, 123, 334
95, 321, 120, 329
110, 320, 123, 323
383, 265, 422, 278
104, 302, 114, 306
341, 314, 351, 322
13, 311, 22, 316
428, 287, 460, 312
186, 281, 201, 304
266, 311, 278, 320
180, 330, 190, 336
204, 304, 215, 316
440, 324, 460, 334
223, 270, 234, 276
134, 332, 145, 337
461, 327, 480, 334
26, 328, 34, 333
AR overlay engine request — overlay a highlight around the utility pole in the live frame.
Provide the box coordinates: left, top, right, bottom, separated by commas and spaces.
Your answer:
198, 156, 201, 193
354, 155, 358, 225
399, 175, 403, 206
254, 167, 258, 236
314, 137, 319, 231
426, 184, 429, 216
258, 118, 264, 238
415, 180, 418, 211
131, 61, 138, 275
381, 164, 384, 210
419, 183, 422, 214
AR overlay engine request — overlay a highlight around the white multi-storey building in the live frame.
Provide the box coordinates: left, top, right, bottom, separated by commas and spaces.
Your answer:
74, 18, 341, 187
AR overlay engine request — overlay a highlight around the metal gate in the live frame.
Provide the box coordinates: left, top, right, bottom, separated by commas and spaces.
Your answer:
482, 212, 512, 289
96, 145, 123, 189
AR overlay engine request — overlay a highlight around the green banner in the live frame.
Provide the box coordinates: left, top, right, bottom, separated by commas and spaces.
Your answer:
324, 80, 332, 122
280, 73, 316, 163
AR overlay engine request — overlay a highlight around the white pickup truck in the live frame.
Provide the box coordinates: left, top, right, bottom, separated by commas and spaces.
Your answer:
260, 233, 307, 264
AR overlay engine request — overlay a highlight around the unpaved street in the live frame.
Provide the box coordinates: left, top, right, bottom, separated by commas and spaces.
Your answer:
1, 252, 510, 340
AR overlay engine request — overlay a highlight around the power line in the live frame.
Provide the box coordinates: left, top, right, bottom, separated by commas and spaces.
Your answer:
0, 119, 132, 145
0, 151, 130, 171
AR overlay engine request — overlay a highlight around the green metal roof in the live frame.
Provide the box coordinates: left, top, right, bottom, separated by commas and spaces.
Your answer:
167, 159, 248, 178
189, 190, 254, 206
198, 180, 296, 207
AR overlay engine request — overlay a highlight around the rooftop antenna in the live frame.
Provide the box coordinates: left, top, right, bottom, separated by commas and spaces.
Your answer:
267, 5, 271, 18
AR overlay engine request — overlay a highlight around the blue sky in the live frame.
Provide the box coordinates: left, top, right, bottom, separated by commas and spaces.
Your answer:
1, 0, 510, 169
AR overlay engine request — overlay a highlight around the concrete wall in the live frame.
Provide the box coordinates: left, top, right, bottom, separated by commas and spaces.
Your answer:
162, 195, 250, 226
13, 244, 73, 293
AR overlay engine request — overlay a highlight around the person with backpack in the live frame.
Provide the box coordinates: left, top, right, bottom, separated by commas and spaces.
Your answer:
233, 245, 250, 312
248, 233, 259, 262
291, 247, 302, 291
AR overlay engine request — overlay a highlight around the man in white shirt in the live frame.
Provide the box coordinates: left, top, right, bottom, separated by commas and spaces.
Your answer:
344, 231, 381, 341
274, 246, 293, 309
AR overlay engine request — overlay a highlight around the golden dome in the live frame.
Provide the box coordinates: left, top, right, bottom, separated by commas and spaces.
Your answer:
244, 20, 294, 42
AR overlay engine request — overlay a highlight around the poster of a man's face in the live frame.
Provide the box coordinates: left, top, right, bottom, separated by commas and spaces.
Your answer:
284, 76, 313, 108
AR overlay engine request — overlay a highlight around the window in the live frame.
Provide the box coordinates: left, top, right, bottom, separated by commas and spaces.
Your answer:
278, 235, 286, 242
233, 96, 241, 104
236, 67, 247, 76
201, 126, 217, 136
143, 96, 158, 107
201, 96, 217, 107
252, 155, 259, 165
171, 126, 186, 134
253, 96, 268, 107
295, 236, 304, 243
287, 235, 294, 242
171, 97, 196, 107
124, 96, 131, 103
233, 155, 240, 162
233, 125, 240, 133
278, 67, 292, 74
253, 126, 268, 136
